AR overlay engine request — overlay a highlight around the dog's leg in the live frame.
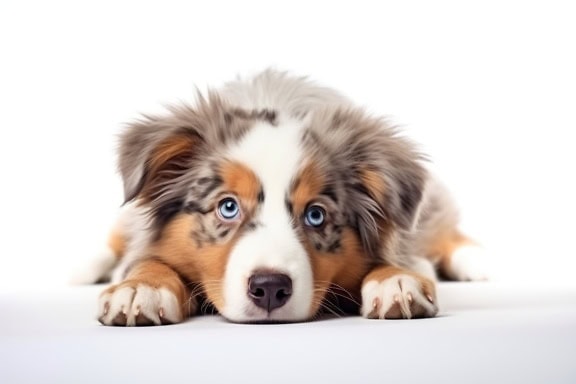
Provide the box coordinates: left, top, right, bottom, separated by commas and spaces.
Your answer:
417, 178, 491, 281
427, 230, 491, 281
98, 259, 195, 326
360, 265, 438, 319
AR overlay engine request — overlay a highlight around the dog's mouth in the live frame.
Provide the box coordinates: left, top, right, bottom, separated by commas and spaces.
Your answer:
236, 303, 304, 324
233, 316, 306, 325
200, 285, 361, 324
213, 295, 316, 324
195, 288, 307, 323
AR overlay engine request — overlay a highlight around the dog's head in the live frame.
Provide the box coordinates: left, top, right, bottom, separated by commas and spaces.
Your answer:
119, 94, 425, 322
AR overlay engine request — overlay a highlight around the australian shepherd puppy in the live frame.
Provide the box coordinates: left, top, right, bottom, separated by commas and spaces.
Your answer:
81, 70, 488, 326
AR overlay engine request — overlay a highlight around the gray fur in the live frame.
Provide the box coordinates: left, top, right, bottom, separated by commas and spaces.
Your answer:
294, 107, 427, 261
220, 69, 351, 119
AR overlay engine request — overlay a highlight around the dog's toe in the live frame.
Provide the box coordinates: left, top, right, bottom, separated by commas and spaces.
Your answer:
98, 283, 183, 326
361, 274, 438, 319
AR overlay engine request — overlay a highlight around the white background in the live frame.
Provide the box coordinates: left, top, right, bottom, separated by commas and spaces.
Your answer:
0, 0, 574, 290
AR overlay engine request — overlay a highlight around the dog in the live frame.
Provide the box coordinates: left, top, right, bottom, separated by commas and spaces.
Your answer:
80, 70, 488, 325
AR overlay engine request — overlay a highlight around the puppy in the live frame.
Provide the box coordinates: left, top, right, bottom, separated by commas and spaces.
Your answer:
84, 70, 488, 325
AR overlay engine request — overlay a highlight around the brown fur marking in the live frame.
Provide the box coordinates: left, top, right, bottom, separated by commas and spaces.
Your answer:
290, 161, 370, 316
360, 168, 387, 201
107, 230, 126, 258
148, 214, 233, 313
291, 162, 325, 210
308, 229, 369, 316
141, 131, 200, 202
219, 161, 262, 208
145, 161, 262, 312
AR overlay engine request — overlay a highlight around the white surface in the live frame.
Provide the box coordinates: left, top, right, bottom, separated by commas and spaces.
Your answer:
1, 283, 575, 384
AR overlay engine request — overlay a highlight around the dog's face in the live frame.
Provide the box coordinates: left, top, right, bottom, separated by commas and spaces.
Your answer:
120, 96, 425, 322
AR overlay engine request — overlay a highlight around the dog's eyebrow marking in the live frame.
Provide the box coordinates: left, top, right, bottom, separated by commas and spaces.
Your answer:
291, 176, 301, 193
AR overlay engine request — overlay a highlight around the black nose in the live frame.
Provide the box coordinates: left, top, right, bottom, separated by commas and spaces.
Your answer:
248, 273, 293, 312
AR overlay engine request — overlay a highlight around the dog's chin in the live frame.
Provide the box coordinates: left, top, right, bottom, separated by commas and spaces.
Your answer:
220, 305, 312, 324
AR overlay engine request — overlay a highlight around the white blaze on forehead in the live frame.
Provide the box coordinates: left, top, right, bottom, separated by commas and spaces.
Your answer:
227, 119, 304, 204
221, 119, 314, 322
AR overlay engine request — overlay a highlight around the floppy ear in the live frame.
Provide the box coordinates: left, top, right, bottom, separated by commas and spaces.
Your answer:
117, 94, 258, 205
361, 158, 426, 231
118, 119, 203, 204
352, 157, 426, 257
317, 108, 427, 259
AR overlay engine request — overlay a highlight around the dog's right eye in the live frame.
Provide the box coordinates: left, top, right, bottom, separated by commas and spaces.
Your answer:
304, 205, 326, 228
217, 198, 241, 221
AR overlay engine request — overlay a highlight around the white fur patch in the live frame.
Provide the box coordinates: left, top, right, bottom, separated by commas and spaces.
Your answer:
109, 202, 153, 283
410, 257, 437, 281
98, 285, 182, 326
450, 244, 491, 281
361, 274, 438, 319
221, 119, 313, 322
70, 246, 117, 285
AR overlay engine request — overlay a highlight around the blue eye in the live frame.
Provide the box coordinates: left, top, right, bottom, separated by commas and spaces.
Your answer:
304, 205, 326, 228
218, 198, 240, 220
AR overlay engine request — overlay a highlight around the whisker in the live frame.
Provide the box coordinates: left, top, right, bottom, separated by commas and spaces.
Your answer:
178, 279, 223, 316
200, 284, 222, 315
312, 281, 361, 307
312, 298, 344, 319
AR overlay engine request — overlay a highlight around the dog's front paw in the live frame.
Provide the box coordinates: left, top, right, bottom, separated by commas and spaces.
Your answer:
98, 282, 184, 326
361, 274, 438, 319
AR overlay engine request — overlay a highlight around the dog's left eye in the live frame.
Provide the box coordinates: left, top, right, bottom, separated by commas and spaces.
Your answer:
304, 205, 326, 228
217, 198, 241, 221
